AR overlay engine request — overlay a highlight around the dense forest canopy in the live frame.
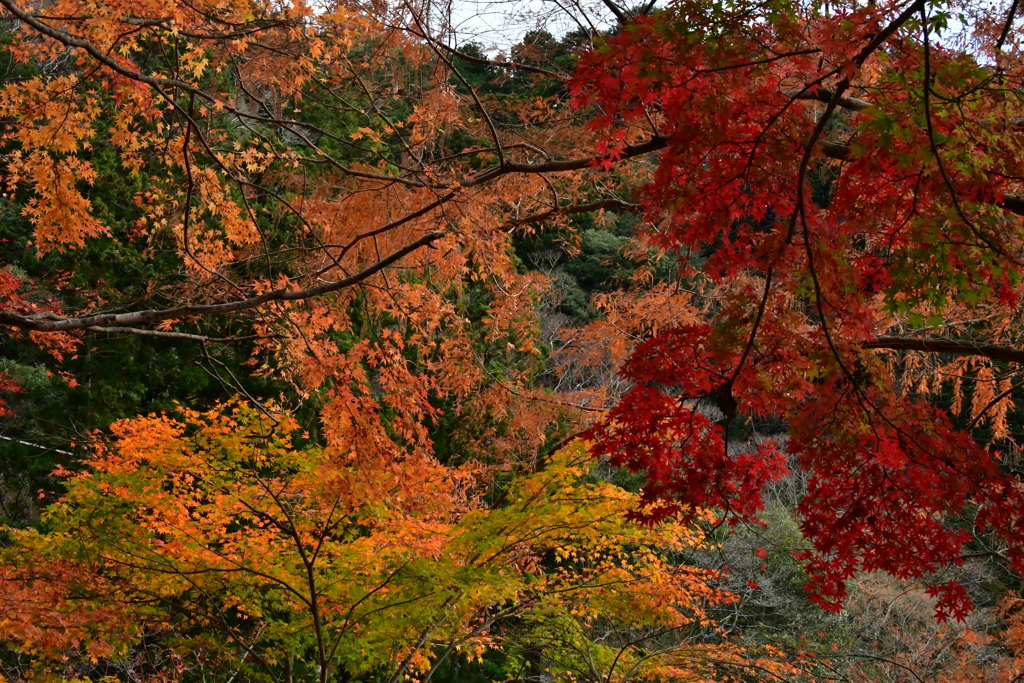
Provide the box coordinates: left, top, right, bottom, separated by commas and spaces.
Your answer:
3, 0, 1024, 678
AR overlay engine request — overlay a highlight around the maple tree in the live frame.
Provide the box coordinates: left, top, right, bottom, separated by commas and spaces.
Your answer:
937, 593, 1024, 680
0, 404, 800, 681
3, 0, 1024, 672
0, 0, 686, 675
0, 0, 616, 529
570, 0, 1024, 620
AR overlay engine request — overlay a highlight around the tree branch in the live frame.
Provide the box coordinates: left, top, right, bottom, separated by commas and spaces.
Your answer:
470, 135, 668, 181
866, 335, 1024, 364
500, 198, 641, 231
786, 87, 871, 111
91, 327, 281, 342
0, 232, 444, 333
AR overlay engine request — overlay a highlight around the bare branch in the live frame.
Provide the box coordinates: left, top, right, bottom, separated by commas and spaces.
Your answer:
997, 0, 1021, 53
866, 335, 1024, 364
91, 327, 281, 342
0, 232, 444, 333
0, 434, 77, 457
787, 87, 871, 111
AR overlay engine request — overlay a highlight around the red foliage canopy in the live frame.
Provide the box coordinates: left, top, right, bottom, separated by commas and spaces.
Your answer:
573, 0, 1024, 620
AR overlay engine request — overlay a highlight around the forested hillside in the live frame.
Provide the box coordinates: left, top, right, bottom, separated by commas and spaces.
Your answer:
2, 0, 1024, 679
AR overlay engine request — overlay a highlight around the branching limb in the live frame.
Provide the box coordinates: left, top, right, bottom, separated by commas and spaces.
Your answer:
0, 232, 444, 333
866, 335, 1024, 364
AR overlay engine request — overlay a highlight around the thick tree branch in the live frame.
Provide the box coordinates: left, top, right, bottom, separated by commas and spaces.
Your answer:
866, 335, 1024, 364
820, 140, 853, 160
598, 0, 629, 25
467, 135, 669, 183
787, 87, 871, 111
91, 327, 281, 342
997, 0, 1021, 53
0, 233, 444, 333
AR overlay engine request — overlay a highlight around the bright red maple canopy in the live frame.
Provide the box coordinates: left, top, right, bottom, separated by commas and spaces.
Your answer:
574, 0, 1024, 620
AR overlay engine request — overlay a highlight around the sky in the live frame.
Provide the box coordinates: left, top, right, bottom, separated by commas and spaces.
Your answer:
440, 0, 617, 51
425, 0, 1018, 61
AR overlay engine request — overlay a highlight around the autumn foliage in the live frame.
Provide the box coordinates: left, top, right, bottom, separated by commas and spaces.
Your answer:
2, 0, 1024, 676
573, 1, 1024, 619
0, 404, 798, 680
